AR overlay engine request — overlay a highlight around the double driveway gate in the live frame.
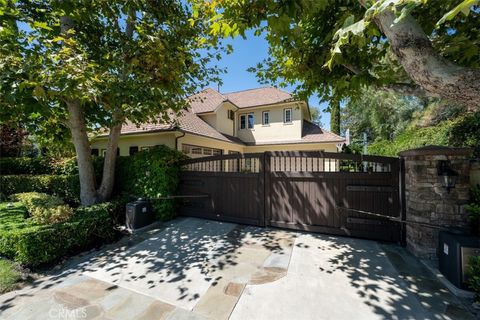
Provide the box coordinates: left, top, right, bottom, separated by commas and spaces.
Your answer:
178, 152, 404, 243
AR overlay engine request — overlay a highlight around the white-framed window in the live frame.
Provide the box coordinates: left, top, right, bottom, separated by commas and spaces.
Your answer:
228, 110, 234, 120
284, 108, 292, 123
203, 148, 212, 156
240, 114, 246, 129
247, 112, 254, 129
191, 147, 202, 155
262, 111, 270, 125
101, 149, 106, 157
212, 149, 222, 156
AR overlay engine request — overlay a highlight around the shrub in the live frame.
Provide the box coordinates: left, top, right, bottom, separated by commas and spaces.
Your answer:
115, 146, 184, 220
0, 157, 53, 175
0, 259, 22, 294
467, 256, 480, 303
0, 202, 118, 266
12, 192, 74, 224
0, 174, 80, 204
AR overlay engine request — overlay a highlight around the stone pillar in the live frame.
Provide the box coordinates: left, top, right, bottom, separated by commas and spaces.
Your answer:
399, 146, 472, 260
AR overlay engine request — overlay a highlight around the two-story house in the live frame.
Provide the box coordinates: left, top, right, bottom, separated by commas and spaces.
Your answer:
90, 87, 345, 157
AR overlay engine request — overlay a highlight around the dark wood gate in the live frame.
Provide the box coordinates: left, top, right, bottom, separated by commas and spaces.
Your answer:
179, 151, 403, 242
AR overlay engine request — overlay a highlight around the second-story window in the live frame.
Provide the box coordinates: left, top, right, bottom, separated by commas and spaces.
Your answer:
262, 111, 269, 125
240, 114, 246, 129
228, 110, 234, 120
284, 108, 292, 123
248, 113, 254, 129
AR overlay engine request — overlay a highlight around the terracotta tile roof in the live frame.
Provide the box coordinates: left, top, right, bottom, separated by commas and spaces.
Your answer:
96, 88, 344, 146
188, 88, 227, 114
98, 110, 244, 144
188, 87, 294, 114
225, 87, 293, 109
301, 120, 345, 143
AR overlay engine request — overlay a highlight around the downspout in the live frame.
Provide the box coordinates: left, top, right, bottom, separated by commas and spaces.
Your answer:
175, 131, 186, 152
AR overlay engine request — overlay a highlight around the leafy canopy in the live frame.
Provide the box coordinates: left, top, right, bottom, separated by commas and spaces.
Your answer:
198, 0, 479, 102
0, 0, 223, 137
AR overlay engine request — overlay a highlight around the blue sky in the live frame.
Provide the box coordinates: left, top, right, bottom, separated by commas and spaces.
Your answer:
209, 31, 331, 129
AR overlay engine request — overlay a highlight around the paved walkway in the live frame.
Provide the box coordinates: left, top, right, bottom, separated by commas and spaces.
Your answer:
0, 218, 474, 319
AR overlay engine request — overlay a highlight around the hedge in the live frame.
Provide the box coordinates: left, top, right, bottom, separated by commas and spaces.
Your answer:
0, 174, 80, 204
115, 146, 185, 220
0, 202, 118, 266
0, 156, 104, 176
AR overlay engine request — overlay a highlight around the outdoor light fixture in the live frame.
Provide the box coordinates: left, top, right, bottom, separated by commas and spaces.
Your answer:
438, 160, 458, 193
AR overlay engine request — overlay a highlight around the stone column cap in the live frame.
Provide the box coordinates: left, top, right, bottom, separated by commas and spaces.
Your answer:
398, 145, 473, 157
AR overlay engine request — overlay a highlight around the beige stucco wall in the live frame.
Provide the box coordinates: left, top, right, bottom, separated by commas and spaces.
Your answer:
236, 102, 302, 143
215, 102, 236, 136
178, 133, 245, 156
90, 132, 176, 156
244, 142, 339, 153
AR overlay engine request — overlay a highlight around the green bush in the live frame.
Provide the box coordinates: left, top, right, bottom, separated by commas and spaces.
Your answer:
368, 112, 480, 157
115, 146, 184, 220
0, 174, 80, 204
0, 202, 118, 266
467, 256, 480, 303
12, 192, 74, 224
0, 157, 53, 175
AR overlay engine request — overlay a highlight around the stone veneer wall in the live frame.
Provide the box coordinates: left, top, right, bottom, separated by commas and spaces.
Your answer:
399, 146, 472, 260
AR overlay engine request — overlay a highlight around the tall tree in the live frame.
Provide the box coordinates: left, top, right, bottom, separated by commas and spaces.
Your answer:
329, 101, 341, 135
1, 1, 222, 205
199, 0, 480, 110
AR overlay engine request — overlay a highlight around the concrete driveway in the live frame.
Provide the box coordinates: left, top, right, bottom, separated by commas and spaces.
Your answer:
0, 218, 473, 320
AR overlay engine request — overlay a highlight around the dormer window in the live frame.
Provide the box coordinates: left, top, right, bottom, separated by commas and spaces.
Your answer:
284, 108, 292, 123
227, 110, 234, 120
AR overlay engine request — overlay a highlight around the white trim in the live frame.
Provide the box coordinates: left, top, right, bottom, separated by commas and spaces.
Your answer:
284, 108, 292, 123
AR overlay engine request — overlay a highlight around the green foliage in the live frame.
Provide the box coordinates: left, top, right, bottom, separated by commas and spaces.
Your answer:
0, 202, 117, 266
467, 255, 480, 303
1, 1, 223, 146
115, 146, 185, 220
466, 185, 480, 221
0, 174, 80, 204
368, 111, 480, 156
0, 258, 22, 294
342, 87, 424, 143
12, 192, 73, 224
368, 122, 452, 156
203, 0, 479, 106
0, 157, 53, 175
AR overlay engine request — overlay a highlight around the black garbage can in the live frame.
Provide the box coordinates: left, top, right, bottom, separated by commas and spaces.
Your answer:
438, 231, 480, 290
126, 198, 155, 230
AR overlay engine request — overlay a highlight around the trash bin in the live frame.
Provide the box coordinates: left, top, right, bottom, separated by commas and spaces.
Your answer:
126, 198, 154, 230
438, 230, 480, 290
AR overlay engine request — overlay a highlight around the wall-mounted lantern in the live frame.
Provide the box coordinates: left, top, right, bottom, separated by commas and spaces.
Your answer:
438, 160, 458, 193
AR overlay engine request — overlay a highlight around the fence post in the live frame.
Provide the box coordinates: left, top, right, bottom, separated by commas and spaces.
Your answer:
263, 151, 271, 227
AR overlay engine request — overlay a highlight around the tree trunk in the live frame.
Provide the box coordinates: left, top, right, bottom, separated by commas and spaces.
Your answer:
330, 101, 341, 134
97, 111, 123, 202
66, 99, 98, 205
372, 8, 480, 110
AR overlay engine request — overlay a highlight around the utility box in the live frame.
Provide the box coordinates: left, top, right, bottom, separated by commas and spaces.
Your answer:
438, 231, 480, 290
126, 198, 154, 230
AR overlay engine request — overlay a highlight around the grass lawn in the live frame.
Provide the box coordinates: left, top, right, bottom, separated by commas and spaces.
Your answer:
0, 201, 40, 233
0, 202, 34, 294
0, 258, 23, 294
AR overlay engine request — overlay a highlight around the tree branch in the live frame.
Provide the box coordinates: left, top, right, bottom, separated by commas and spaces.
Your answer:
380, 83, 438, 99
369, 4, 480, 110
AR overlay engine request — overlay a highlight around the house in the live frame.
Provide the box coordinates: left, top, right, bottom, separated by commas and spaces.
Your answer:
90, 87, 345, 157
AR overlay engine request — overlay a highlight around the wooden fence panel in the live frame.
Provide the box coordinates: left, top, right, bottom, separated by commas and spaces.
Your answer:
178, 151, 402, 242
